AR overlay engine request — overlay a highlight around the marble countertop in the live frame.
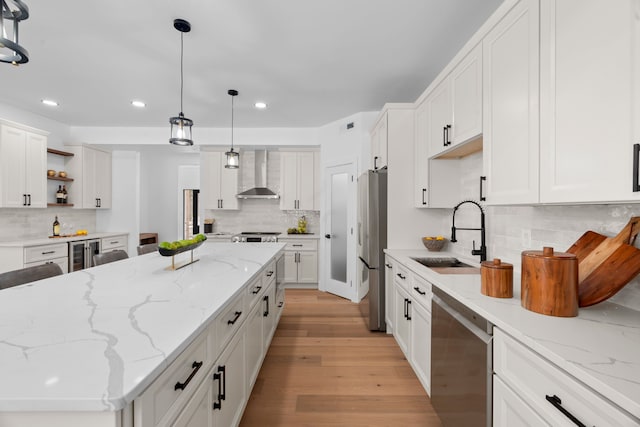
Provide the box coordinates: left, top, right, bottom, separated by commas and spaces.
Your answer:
385, 249, 640, 419
0, 242, 284, 412
0, 232, 129, 248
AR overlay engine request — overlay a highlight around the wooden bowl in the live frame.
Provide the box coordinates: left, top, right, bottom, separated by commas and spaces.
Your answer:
58, 171, 67, 178
47, 169, 56, 177
422, 237, 446, 251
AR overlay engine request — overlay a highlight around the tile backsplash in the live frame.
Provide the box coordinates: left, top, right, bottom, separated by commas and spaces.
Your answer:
446, 151, 640, 310
0, 208, 96, 241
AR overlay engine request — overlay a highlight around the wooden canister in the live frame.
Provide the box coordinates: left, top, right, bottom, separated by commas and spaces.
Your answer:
481, 258, 513, 298
521, 247, 579, 317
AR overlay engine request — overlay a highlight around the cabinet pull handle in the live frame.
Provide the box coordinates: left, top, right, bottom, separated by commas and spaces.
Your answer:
396, 273, 406, 280
443, 126, 447, 147
446, 124, 451, 146
278, 301, 284, 308
174, 360, 203, 391
22, 194, 26, 206
263, 295, 270, 317
545, 395, 586, 427
403, 298, 408, 319
292, 244, 303, 247
413, 286, 426, 296
385, 263, 392, 268
422, 188, 427, 205
41, 250, 55, 255
634, 144, 640, 192
480, 176, 486, 201
374, 156, 379, 170
407, 300, 412, 320
227, 311, 242, 325
251, 285, 262, 295
219, 365, 226, 400
266, 270, 274, 277
27, 194, 31, 206
213, 369, 222, 410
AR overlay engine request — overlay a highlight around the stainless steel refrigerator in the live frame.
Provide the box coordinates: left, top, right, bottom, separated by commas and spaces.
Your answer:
357, 168, 387, 331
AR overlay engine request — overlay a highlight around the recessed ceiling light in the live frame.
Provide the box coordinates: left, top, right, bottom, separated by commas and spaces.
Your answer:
41, 99, 59, 107
131, 100, 146, 108
254, 102, 267, 109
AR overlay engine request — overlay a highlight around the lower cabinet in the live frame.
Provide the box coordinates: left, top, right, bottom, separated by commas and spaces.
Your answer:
101, 234, 129, 255
393, 285, 411, 355
172, 367, 215, 427
245, 300, 264, 390
212, 331, 246, 427
384, 256, 394, 333
280, 238, 318, 286
493, 375, 548, 427
409, 300, 431, 395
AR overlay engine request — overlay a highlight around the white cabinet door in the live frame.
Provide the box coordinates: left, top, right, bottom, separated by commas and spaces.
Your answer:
409, 301, 431, 396
280, 152, 317, 211
427, 80, 452, 157
297, 152, 315, 210
24, 132, 47, 208
482, 0, 540, 205
280, 152, 298, 210
493, 375, 549, 427
283, 251, 298, 283
450, 43, 482, 146
245, 301, 264, 391
95, 148, 112, 209
201, 151, 239, 210
81, 147, 98, 208
384, 258, 394, 332
173, 369, 215, 427
262, 282, 277, 350
297, 251, 318, 283
540, 0, 638, 203
393, 285, 410, 357
213, 330, 246, 427
371, 113, 388, 170
414, 99, 430, 208
219, 165, 239, 210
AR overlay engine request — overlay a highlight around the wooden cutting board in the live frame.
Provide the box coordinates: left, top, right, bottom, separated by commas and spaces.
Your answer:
566, 217, 640, 307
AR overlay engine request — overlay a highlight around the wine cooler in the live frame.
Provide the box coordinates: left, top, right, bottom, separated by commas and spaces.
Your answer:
68, 239, 101, 272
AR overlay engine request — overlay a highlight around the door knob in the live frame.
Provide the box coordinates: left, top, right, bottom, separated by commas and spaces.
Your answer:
325, 234, 331, 239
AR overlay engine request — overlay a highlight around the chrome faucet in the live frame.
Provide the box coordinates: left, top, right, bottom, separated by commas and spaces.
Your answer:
451, 200, 486, 262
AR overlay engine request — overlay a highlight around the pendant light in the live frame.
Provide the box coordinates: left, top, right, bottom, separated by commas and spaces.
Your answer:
225, 89, 240, 168
0, 0, 30, 65
169, 19, 193, 146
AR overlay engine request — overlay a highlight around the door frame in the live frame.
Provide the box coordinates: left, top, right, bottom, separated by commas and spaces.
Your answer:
319, 160, 358, 302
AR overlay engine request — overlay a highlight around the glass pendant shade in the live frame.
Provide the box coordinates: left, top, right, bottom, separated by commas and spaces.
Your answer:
169, 112, 193, 146
0, 0, 30, 65
225, 148, 239, 169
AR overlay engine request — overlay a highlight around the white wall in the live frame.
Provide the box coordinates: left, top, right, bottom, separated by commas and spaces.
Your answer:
96, 151, 140, 255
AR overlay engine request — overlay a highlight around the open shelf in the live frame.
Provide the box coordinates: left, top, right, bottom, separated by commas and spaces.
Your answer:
47, 176, 74, 182
47, 148, 75, 157
47, 203, 74, 207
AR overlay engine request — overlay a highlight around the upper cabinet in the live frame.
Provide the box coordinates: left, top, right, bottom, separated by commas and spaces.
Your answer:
427, 44, 483, 158
371, 113, 388, 170
482, 0, 540, 205
0, 122, 47, 208
539, 0, 640, 203
201, 151, 240, 210
280, 151, 318, 211
66, 146, 112, 209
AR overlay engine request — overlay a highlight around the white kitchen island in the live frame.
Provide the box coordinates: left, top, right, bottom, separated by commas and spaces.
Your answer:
0, 242, 284, 427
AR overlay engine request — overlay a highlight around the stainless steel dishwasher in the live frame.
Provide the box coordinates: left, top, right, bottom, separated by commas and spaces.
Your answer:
431, 287, 493, 426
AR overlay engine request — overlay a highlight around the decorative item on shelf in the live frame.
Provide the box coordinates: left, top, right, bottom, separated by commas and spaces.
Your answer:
225, 89, 240, 168
480, 258, 513, 298
158, 234, 207, 270
169, 18, 194, 146
62, 185, 67, 203
52, 216, 60, 237
56, 185, 63, 203
57, 171, 67, 178
521, 246, 579, 317
422, 236, 446, 251
47, 169, 56, 177
204, 218, 214, 234
0, 0, 30, 65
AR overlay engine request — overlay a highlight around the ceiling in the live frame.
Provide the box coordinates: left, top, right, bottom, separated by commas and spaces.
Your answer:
1, 0, 502, 128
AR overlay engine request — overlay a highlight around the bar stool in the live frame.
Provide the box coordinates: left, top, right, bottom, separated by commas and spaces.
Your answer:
0, 263, 63, 290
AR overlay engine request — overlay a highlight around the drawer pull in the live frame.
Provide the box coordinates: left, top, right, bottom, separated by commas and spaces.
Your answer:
278, 301, 284, 308
396, 273, 406, 280
263, 295, 270, 317
227, 311, 242, 325
413, 286, 426, 296
213, 367, 223, 410
292, 244, 303, 247
385, 263, 392, 268
174, 360, 203, 391
251, 286, 262, 295
110, 241, 119, 244
545, 395, 586, 427
266, 270, 274, 277
41, 250, 55, 255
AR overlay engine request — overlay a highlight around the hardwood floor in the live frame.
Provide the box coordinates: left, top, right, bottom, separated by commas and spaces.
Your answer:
240, 289, 441, 426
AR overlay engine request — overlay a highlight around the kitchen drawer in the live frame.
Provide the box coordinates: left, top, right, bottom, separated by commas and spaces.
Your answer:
275, 288, 285, 321
134, 333, 209, 427
410, 274, 432, 311
101, 235, 127, 251
281, 239, 317, 251
393, 263, 410, 292
215, 293, 246, 353
246, 275, 266, 310
494, 328, 638, 426
25, 256, 68, 274
24, 243, 68, 264
263, 259, 276, 285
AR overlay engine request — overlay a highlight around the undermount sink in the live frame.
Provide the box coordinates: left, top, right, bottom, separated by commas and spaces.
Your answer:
411, 257, 474, 269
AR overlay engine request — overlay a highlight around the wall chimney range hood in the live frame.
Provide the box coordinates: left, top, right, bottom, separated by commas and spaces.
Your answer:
236, 150, 280, 199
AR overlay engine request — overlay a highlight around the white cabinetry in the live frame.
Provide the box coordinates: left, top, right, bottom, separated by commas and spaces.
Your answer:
101, 234, 128, 255
493, 375, 548, 427
66, 146, 112, 209
0, 122, 47, 208
201, 151, 239, 210
280, 238, 318, 286
0, 242, 69, 274
384, 256, 394, 333
539, 0, 640, 203
279, 151, 318, 211
212, 330, 246, 427
494, 328, 638, 426
370, 112, 388, 170
482, 0, 540, 205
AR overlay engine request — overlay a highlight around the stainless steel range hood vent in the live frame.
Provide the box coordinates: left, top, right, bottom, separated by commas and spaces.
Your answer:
236, 150, 280, 199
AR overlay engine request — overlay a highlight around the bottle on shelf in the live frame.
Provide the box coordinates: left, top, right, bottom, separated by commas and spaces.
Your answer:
56, 185, 63, 204
62, 185, 68, 204
53, 216, 60, 237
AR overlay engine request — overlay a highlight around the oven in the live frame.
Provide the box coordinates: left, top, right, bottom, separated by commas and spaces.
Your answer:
231, 232, 280, 243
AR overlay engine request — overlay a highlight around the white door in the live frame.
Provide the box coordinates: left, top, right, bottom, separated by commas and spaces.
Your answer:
323, 162, 356, 301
